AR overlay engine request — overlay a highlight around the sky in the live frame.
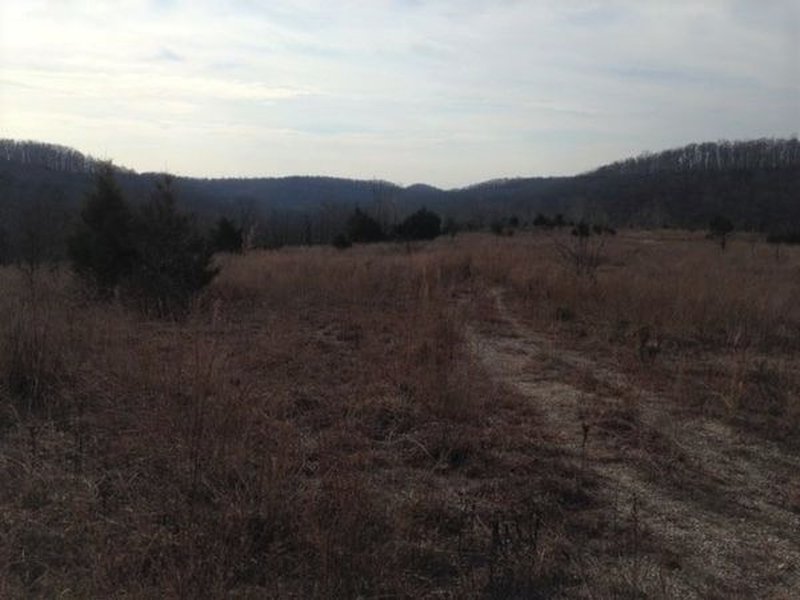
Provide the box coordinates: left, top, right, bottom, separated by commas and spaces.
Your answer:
1, 0, 798, 188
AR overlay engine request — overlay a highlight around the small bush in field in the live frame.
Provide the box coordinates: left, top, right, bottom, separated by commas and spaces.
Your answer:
533, 213, 553, 228
332, 233, 352, 249
708, 215, 734, 250
555, 306, 575, 322
767, 231, 800, 245
555, 221, 606, 278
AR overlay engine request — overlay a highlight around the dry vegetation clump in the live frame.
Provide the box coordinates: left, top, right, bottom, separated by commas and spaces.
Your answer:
0, 241, 629, 598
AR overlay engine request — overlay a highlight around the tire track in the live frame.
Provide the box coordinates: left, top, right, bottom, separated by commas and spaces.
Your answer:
466, 288, 800, 599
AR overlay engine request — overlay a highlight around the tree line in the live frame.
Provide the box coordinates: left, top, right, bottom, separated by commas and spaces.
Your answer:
592, 138, 800, 176
0, 139, 132, 175
3, 138, 799, 247
3, 164, 450, 316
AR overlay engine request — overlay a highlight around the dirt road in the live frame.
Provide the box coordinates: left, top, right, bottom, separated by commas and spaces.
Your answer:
466, 288, 800, 599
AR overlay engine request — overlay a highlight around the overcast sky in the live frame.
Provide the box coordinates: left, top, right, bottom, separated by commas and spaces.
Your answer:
1, 0, 798, 187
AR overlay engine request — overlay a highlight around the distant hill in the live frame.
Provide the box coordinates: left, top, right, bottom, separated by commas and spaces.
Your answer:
0, 139, 443, 216
0, 139, 133, 175
445, 139, 800, 229
1, 137, 798, 240
591, 139, 800, 175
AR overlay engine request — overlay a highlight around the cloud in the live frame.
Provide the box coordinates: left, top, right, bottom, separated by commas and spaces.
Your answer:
2, 68, 316, 104
1, 0, 796, 186
152, 47, 185, 63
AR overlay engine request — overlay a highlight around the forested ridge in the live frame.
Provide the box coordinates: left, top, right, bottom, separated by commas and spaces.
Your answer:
1, 137, 798, 248
592, 138, 800, 175
0, 139, 133, 175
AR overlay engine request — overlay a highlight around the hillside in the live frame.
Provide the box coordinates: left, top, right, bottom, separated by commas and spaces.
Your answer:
1, 138, 798, 236
449, 138, 800, 228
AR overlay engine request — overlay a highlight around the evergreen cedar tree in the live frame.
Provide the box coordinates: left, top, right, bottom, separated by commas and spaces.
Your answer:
211, 217, 244, 253
68, 168, 217, 315
341, 207, 443, 246
127, 175, 217, 315
67, 164, 136, 296
346, 208, 385, 243
395, 208, 441, 241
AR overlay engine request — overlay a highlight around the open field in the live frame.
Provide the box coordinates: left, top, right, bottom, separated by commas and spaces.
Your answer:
1, 230, 800, 598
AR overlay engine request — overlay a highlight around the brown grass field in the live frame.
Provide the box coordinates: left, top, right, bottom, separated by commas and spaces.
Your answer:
1, 230, 799, 598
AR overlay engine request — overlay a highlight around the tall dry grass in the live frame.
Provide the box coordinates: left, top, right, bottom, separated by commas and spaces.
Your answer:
462, 230, 800, 440
3, 231, 795, 597
463, 231, 800, 349
0, 242, 594, 598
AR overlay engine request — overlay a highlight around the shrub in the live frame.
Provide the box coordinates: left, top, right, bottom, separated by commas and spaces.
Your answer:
571, 222, 591, 238
442, 217, 460, 238
347, 208, 385, 244
332, 233, 352, 250
210, 217, 244, 254
67, 164, 136, 297
68, 170, 217, 315
708, 215, 734, 250
395, 207, 441, 241
766, 231, 800, 245
126, 176, 218, 316
555, 221, 607, 278
533, 214, 552, 228
0, 225, 8, 265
